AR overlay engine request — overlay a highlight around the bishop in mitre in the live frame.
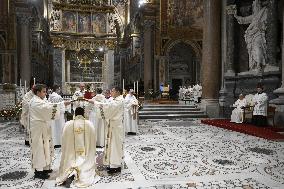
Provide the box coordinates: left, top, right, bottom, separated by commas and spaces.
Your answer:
124, 89, 139, 135
29, 84, 70, 179
88, 88, 106, 147
48, 85, 65, 148
20, 84, 34, 146
230, 94, 247, 123
88, 87, 124, 174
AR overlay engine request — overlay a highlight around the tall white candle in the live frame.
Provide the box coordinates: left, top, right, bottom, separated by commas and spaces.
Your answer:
24, 80, 27, 93
33, 78, 35, 85
137, 81, 139, 96
19, 79, 22, 96
122, 79, 125, 90
134, 82, 136, 92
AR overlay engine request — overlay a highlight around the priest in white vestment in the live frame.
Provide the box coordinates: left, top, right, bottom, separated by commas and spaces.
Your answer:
48, 85, 65, 147
89, 88, 106, 147
192, 85, 199, 103
88, 87, 124, 174
195, 83, 202, 103
252, 83, 268, 127
230, 94, 247, 123
124, 89, 139, 135
56, 107, 100, 188
20, 88, 34, 146
29, 84, 70, 179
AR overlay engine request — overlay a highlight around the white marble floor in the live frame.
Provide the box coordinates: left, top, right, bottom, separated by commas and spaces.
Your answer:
0, 119, 284, 189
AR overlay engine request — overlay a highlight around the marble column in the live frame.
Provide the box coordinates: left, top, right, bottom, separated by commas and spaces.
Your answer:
269, 2, 284, 125
143, 20, 154, 96
104, 49, 114, 89
225, 4, 236, 76
266, 0, 278, 69
66, 60, 70, 82
18, 15, 31, 86
52, 48, 63, 86
158, 56, 165, 86
201, 0, 221, 118
220, 3, 237, 118
61, 49, 66, 92
119, 50, 126, 89
2, 54, 8, 83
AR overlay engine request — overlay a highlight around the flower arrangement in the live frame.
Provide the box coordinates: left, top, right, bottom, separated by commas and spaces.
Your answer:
2, 83, 16, 92
0, 102, 22, 120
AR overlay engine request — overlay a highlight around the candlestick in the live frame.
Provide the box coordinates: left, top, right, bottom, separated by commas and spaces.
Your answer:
122, 79, 125, 91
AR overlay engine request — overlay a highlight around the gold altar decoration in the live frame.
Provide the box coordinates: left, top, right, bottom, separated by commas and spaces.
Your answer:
52, 0, 114, 13
77, 49, 92, 66
49, 0, 122, 50
51, 36, 116, 51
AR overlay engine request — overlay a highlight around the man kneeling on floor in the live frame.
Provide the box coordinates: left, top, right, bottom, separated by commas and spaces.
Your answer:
56, 107, 100, 188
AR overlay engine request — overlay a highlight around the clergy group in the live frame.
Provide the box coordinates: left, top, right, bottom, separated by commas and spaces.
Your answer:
230, 83, 269, 127
20, 83, 139, 188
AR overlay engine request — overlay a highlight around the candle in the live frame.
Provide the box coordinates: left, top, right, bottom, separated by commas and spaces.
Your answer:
20, 79, 22, 96
122, 79, 125, 91
137, 81, 139, 96
24, 80, 27, 93
33, 78, 35, 85
134, 82, 136, 92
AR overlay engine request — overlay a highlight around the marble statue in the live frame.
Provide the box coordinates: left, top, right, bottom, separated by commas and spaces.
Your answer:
233, 0, 268, 72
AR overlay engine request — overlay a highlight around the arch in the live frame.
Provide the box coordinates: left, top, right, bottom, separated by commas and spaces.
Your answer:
163, 39, 202, 60
163, 39, 202, 94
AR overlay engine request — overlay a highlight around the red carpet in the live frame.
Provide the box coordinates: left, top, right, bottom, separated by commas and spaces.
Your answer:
201, 119, 284, 141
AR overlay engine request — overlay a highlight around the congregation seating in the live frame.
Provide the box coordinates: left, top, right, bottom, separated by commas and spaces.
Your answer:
242, 106, 254, 123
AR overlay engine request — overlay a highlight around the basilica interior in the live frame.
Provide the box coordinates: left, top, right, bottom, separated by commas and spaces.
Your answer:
1, 0, 284, 188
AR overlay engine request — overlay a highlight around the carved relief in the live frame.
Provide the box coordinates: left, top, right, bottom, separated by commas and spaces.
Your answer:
50, 10, 61, 31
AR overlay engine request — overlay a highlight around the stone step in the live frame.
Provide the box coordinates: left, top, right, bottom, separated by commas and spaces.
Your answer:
142, 105, 197, 109
139, 113, 207, 119
141, 108, 201, 111
139, 104, 206, 119
140, 110, 204, 115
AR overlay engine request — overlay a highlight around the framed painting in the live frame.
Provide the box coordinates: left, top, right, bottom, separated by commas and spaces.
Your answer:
78, 13, 92, 33
92, 13, 106, 34
62, 11, 77, 33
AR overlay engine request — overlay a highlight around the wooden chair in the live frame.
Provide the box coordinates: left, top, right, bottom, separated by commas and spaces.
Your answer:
267, 106, 276, 127
242, 106, 254, 123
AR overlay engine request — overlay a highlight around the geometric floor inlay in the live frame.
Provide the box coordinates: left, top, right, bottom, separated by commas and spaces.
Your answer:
0, 119, 284, 188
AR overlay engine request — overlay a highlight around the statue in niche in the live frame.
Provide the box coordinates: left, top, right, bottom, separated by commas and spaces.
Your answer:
233, 0, 268, 72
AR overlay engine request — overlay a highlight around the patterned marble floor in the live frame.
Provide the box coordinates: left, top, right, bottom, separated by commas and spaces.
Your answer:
0, 119, 284, 189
